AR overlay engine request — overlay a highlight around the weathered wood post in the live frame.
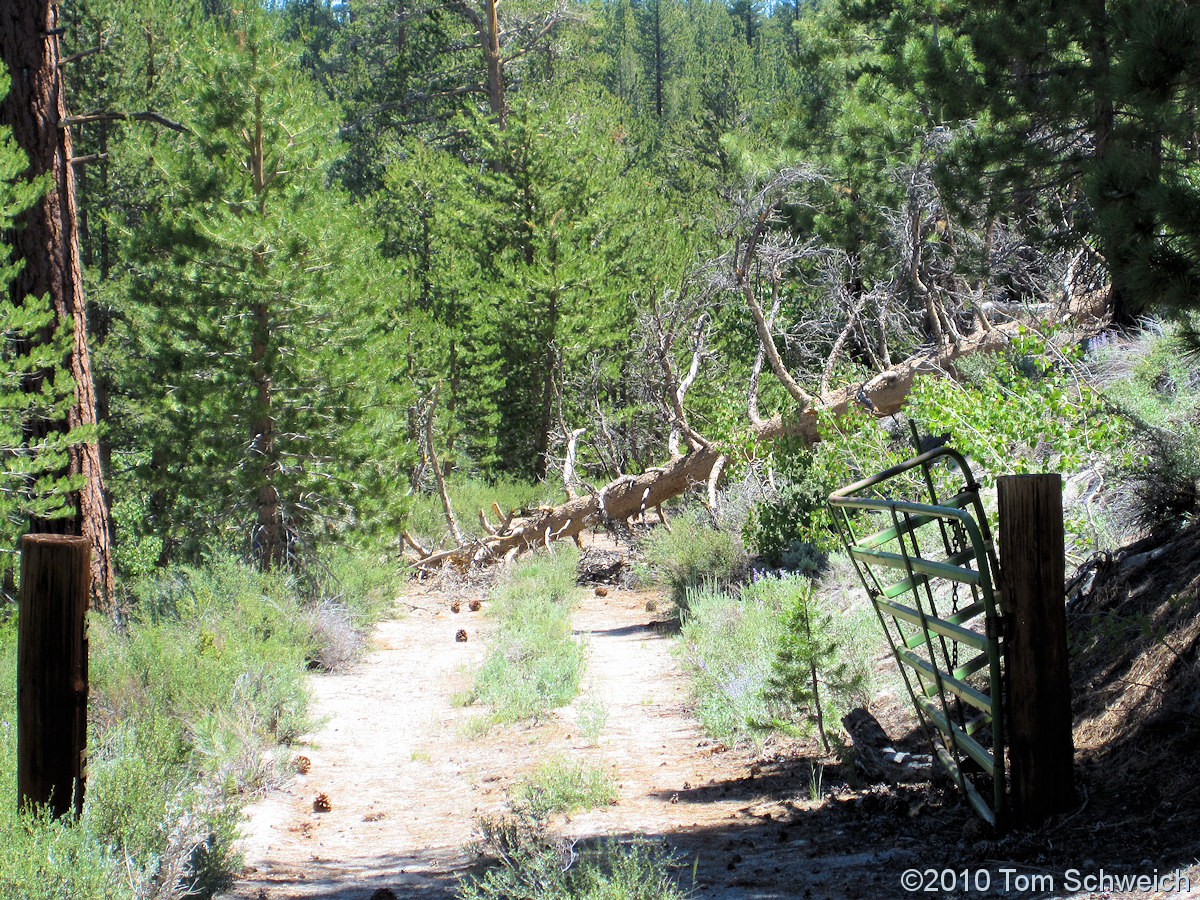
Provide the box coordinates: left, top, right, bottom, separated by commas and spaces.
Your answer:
997, 474, 1075, 826
17, 534, 90, 818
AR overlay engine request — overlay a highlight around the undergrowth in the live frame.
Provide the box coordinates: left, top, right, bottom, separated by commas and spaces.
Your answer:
0, 549, 397, 900
466, 548, 585, 725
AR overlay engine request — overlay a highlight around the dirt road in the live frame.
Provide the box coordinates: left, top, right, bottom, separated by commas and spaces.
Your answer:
216, 571, 1197, 900
218, 580, 891, 900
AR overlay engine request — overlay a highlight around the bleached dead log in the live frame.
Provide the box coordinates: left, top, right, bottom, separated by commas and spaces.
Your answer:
412, 446, 723, 569
408, 317, 1074, 571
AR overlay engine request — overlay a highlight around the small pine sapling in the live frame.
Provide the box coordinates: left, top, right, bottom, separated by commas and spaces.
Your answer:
759, 582, 864, 752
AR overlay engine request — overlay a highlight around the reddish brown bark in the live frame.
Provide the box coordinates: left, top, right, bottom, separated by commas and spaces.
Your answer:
1, 0, 114, 606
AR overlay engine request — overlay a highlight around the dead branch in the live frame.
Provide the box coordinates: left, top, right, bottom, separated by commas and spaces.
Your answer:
747, 285, 781, 427
422, 386, 464, 545
60, 110, 187, 132
403, 531, 432, 558
562, 427, 586, 500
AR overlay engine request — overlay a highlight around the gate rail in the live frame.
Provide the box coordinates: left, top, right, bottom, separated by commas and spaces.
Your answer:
828, 446, 1007, 828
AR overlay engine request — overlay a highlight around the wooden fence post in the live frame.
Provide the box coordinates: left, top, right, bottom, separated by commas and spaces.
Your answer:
997, 474, 1075, 826
17, 534, 90, 818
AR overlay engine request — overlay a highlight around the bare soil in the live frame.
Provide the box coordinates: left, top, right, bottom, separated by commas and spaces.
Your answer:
218, 538, 1200, 900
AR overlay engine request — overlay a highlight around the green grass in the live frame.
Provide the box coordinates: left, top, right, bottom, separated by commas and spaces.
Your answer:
575, 694, 609, 746
468, 548, 585, 724
512, 755, 618, 818
459, 816, 687, 900
0, 549, 397, 899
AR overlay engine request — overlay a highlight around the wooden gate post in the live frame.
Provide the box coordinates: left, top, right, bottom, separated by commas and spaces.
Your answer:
17, 534, 90, 818
997, 474, 1075, 826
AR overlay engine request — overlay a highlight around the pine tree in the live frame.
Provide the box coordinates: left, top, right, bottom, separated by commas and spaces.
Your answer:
120, 11, 411, 567
761, 581, 864, 752
928, 0, 1200, 323
0, 63, 81, 599
0, 5, 115, 602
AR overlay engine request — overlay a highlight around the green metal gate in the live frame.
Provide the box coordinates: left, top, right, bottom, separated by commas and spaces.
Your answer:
828, 446, 1007, 829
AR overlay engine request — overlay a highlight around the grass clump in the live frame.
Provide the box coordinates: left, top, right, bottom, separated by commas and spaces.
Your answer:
512, 755, 618, 819
470, 548, 585, 723
639, 511, 748, 609
459, 815, 687, 900
575, 695, 609, 746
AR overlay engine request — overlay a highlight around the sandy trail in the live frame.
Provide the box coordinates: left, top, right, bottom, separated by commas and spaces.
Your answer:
220, 579, 910, 900
217, 591, 495, 900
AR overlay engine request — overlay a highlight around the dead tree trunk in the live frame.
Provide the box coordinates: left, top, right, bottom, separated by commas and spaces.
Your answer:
1, 0, 115, 607
410, 324, 1022, 570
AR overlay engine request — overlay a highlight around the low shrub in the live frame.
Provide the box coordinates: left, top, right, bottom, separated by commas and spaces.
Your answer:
459, 815, 687, 900
575, 694, 609, 747
674, 577, 787, 741
638, 511, 748, 609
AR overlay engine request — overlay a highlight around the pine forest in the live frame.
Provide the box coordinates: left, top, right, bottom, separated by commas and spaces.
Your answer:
3, 0, 1200, 897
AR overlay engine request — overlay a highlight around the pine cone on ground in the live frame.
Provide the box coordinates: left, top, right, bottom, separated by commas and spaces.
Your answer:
313, 793, 332, 813
455, 629, 468, 642
294, 755, 311, 775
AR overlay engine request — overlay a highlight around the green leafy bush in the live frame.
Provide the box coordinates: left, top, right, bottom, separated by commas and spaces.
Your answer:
906, 328, 1125, 484
639, 511, 748, 608
742, 440, 837, 569
743, 409, 918, 568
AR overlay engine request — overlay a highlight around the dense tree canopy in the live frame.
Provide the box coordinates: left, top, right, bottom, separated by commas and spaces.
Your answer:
1, 0, 1197, 578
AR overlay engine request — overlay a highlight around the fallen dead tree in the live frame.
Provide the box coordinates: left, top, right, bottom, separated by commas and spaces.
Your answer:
407, 323, 1022, 570
406, 161, 1112, 571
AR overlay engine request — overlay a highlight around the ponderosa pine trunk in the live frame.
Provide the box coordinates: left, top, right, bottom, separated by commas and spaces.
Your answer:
0, 0, 115, 607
